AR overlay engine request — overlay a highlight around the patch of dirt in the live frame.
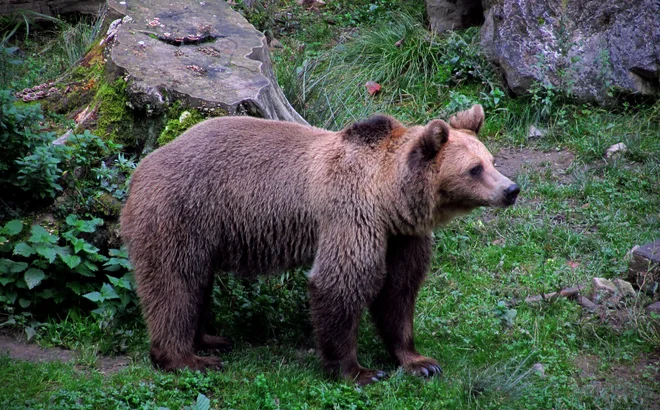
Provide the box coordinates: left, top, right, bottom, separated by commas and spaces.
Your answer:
0, 335, 130, 375
495, 148, 576, 184
574, 352, 660, 409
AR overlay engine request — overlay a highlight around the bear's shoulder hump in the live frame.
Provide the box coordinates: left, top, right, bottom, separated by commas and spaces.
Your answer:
342, 115, 402, 145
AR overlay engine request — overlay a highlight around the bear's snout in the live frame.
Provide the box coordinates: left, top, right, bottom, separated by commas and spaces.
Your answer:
503, 184, 520, 206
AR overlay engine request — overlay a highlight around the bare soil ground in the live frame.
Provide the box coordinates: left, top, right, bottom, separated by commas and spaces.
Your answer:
495, 148, 576, 183
0, 334, 130, 375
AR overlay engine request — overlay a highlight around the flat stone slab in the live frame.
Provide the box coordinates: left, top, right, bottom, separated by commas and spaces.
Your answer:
106, 0, 306, 124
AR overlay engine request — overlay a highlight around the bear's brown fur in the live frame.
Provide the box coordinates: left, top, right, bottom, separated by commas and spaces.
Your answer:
120, 104, 519, 385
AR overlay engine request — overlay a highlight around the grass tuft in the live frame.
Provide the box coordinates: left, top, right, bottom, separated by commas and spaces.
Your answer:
289, 12, 500, 129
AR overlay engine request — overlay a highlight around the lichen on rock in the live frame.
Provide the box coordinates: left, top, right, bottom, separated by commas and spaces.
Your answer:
480, 0, 660, 102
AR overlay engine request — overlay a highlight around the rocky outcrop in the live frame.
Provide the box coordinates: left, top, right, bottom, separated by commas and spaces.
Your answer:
105, 0, 307, 124
426, 0, 484, 33
481, 0, 660, 101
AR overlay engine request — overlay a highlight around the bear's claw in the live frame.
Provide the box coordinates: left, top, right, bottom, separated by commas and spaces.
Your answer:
152, 353, 224, 372
403, 356, 442, 378
345, 367, 389, 385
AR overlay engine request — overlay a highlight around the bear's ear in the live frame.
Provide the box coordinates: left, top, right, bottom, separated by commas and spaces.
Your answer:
449, 104, 484, 134
409, 119, 450, 167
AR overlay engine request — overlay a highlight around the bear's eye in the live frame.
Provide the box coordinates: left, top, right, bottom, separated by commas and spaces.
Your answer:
470, 165, 483, 177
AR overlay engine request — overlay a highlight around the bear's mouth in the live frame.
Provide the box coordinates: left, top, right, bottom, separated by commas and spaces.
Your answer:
440, 200, 487, 213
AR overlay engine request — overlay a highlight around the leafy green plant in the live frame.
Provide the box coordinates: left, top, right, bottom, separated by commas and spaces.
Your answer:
61, 130, 120, 172
0, 216, 136, 323
529, 80, 557, 120
213, 269, 311, 343
83, 248, 134, 319
480, 87, 506, 109
185, 393, 211, 410
437, 27, 497, 86
0, 90, 132, 203
15, 144, 64, 198
0, 89, 56, 195
493, 300, 517, 328
445, 91, 476, 114
91, 153, 136, 202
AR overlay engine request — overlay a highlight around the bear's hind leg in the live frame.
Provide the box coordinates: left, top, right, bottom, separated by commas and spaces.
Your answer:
370, 235, 441, 378
138, 260, 223, 372
194, 272, 232, 353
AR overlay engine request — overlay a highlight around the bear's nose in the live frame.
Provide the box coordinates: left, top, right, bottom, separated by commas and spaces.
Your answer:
504, 184, 520, 205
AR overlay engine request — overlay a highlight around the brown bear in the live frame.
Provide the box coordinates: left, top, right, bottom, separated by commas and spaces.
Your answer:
120, 104, 519, 385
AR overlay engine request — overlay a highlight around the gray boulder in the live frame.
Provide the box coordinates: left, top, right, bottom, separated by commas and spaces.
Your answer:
106, 0, 307, 124
481, 0, 660, 101
426, 0, 484, 33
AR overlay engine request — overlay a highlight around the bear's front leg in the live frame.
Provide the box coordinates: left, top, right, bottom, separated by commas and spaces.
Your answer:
370, 234, 442, 378
308, 227, 388, 385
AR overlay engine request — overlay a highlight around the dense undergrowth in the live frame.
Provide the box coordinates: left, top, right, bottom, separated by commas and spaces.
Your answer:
1, 1, 659, 409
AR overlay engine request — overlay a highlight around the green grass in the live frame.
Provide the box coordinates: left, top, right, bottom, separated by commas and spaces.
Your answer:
2, 3, 660, 409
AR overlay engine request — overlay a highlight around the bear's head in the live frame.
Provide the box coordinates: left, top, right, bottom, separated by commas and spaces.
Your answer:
341, 104, 518, 231
403, 104, 519, 226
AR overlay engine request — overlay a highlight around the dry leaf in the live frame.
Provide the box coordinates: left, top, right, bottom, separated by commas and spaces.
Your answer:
365, 81, 381, 96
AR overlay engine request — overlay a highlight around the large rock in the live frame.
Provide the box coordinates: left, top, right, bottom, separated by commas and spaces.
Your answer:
105, 0, 307, 124
481, 0, 660, 102
426, 0, 484, 33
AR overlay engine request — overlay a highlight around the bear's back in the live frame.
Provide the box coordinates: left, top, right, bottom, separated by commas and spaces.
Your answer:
121, 117, 331, 276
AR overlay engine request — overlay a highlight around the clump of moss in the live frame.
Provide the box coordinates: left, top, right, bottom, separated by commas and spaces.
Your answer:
157, 107, 205, 146
94, 78, 135, 145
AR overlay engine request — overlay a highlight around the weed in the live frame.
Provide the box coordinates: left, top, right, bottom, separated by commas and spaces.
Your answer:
0, 89, 57, 199
0, 216, 137, 340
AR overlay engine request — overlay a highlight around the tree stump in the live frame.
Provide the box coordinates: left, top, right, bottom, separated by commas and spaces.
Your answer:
105, 0, 307, 125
